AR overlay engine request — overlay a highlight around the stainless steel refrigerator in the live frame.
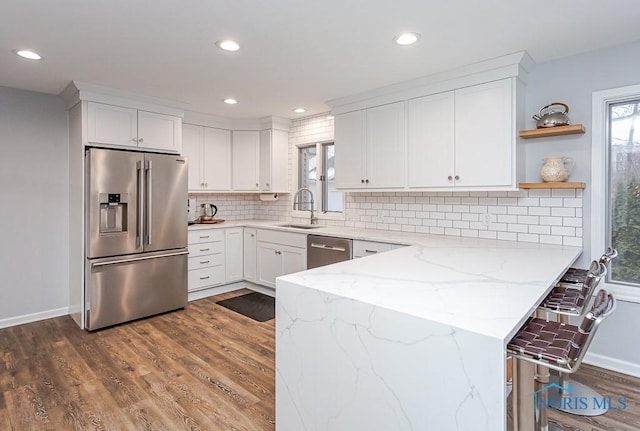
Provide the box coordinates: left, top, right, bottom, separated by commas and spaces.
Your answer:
85, 148, 188, 330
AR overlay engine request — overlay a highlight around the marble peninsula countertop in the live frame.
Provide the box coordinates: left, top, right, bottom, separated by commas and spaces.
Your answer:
190, 219, 582, 343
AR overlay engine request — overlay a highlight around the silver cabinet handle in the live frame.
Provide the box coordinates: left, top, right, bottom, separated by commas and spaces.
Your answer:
364, 249, 378, 253
138, 138, 144, 143
200, 260, 210, 264
310, 243, 346, 252
361, 179, 365, 183
251, 233, 255, 237
454, 175, 460, 180
365, 179, 369, 183
447, 176, 453, 181
91, 250, 189, 268
200, 248, 210, 252
275, 250, 282, 255
200, 275, 210, 280
200, 235, 210, 239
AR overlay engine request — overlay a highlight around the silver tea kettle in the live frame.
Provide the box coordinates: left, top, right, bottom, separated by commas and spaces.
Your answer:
200, 203, 218, 220
533, 102, 570, 128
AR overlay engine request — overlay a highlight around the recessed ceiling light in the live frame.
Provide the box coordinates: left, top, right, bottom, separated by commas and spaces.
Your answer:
293, 108, 306, 114
223, 98, 238, 105
216, 39, 240, 52
393, 32, 420, 46
13, 49, 43, 60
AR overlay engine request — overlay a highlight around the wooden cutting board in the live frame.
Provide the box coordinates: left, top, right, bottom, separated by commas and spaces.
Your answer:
196, 218, 225, 224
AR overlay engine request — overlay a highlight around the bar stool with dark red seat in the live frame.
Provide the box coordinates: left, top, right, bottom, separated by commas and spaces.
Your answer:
538, 249, 616, 417
508, 290, 616, 431
559, 247, 617, 285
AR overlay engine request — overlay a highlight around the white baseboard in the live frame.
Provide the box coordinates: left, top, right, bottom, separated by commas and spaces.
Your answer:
245, 283, 275, 297
187, 282, 247, 302
0, 307, 70, 329
584, 352, 640, 378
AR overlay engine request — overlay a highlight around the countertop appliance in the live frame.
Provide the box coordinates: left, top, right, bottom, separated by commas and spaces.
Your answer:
307, 234, 352, 269
85, 148, 188, 330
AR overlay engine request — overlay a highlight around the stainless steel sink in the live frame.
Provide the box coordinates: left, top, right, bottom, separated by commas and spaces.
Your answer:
277, 223, 324, 230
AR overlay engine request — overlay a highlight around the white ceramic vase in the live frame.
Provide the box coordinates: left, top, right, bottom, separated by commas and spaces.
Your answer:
541, 156, 575, 182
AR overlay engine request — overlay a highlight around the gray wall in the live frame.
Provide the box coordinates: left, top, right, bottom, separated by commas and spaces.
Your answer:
525, 39, 640, 372
0, 86, 69, 325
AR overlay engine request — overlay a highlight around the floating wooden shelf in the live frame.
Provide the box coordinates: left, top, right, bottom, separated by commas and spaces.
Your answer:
519, 124, 585, 139
519, 182, 585, 189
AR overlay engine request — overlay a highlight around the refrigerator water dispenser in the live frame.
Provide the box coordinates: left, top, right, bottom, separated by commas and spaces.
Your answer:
99, 193, 128, 234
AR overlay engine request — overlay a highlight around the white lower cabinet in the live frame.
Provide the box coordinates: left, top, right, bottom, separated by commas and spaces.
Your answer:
187, 227, 245, 292
256, 229, 306, 289
243, 228, 257, 282
225, 228, 243, 283
353, 240, 405, 259
187, 229, 225, 292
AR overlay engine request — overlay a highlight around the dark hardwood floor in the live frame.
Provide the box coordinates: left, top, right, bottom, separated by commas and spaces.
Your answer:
1, 289, 639, 430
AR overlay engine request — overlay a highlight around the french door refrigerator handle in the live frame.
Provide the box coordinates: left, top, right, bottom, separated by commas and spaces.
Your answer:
145, 159, 153, 246
136, 160, 144, 247
91, 250, 189, 268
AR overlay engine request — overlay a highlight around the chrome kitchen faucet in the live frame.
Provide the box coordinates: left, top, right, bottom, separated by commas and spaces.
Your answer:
292, 187, 318, 225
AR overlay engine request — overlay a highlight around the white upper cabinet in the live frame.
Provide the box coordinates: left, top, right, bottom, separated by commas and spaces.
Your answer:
259, 129, 288, 192
87, 103, 137, 147
137, 110, 181, 153
335, 110, 367, 189
182, 124, 204, 190
183, 124, 231, 191
203, 127, 231, 190
232, 131, 260, 191
367, 102, 406, 188
335, 101, 406, 189
408, 79, 517, 189
408, 92, 455, 187
454, 79, 513, 188
87, 102, 181, 153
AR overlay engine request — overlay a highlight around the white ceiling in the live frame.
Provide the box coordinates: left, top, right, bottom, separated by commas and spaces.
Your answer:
2, 0, 640, 119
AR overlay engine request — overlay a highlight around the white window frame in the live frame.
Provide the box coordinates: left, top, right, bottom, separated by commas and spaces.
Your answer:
293, 140, 346, 221
592, 83, 640, 303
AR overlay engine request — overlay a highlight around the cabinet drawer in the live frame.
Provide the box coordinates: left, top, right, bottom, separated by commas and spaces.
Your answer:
188, 241, 224, 257
188, 253, 224, 271
188, 229, 224, 244
188, 265, 225, 291
257, 229, 306, 249
353, 240, 397, 258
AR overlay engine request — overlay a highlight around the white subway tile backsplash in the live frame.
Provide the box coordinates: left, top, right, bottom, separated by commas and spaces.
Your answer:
528, 189, 551, 197
551, 207, 575, 217
563, 198, 582, 208
539, 216, 563, 226
552, 189, 576, 198
551, 226, 576, 237
529, 207, 551, 216
540, 197, 564, 207
563, 217, 582, 227
529, 225, 551, 235
498, 232, 518, 241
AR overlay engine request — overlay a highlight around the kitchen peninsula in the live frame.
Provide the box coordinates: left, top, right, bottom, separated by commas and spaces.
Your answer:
275, 235, 581, 431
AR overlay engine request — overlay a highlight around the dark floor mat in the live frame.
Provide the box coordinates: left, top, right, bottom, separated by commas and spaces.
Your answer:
216, 292, 275, 322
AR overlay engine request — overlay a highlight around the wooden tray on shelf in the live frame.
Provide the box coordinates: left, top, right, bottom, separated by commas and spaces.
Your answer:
195, 218, 225, 224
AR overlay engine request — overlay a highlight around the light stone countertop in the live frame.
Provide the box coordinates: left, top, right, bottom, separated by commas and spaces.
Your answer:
189, 219, 582, 341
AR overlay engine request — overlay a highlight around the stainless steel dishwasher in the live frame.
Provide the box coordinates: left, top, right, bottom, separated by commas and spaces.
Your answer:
307, 235, 353, 269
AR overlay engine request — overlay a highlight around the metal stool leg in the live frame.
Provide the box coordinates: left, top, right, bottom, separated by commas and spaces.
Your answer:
549, 315, 607, 417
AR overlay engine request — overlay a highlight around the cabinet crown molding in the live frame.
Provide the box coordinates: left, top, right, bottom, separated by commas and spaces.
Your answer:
327, 50, 534, 115
60, 81, 186, 117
